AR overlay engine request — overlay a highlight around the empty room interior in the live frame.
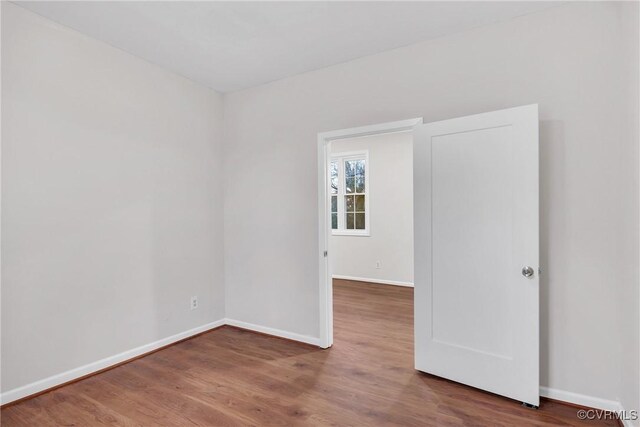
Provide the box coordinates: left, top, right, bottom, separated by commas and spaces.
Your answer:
1, 1, 639, 426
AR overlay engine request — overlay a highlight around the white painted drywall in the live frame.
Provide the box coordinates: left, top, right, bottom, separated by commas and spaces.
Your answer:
620, 2, 640, 424
223, 2, 639, 407
329, 132, 413, 285
1, 3, 225, 393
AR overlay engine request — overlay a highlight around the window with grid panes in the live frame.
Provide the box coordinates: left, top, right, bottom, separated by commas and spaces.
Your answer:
329, 152, 369, 235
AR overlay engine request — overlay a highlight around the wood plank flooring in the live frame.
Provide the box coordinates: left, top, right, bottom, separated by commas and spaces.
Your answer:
1, 279, 617, 426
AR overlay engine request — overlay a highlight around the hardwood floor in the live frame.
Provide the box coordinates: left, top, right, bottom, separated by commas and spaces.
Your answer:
2, 279, 617, 426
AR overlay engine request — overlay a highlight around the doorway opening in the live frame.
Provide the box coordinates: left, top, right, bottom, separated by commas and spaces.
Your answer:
317, 118, 423, 349
317, 106, 539, 407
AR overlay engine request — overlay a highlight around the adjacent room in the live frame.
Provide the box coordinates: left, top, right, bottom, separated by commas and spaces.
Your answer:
1, 1, 639, 426
328, 130, 414, 375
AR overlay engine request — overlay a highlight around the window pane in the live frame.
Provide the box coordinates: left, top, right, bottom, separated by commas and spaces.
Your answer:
330, 161, 338, 194
331, 213, 338, 229
331, 195, 337, 212
355, 175, 365, 193
345, 160, 356, 177
345, 177, 355, 193
355, 160, 365, 176
346, 213, 355, 229
345, 195, 354, 212
355, 213, 365, 229
355, 195, 365, 211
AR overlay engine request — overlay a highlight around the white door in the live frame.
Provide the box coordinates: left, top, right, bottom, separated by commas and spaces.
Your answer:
413, 105, 539, 406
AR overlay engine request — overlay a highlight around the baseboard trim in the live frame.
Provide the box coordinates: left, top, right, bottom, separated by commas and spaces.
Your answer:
541, 388, 636, 427
1, 317, 321, 407
224, 318, 321, 347
0, 319, 226, 406
3, 320, 631, 424
540, 386, 623, 412
332, 274, 414, 287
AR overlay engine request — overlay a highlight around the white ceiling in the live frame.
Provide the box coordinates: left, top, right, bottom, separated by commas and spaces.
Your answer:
15, 1, 560, 93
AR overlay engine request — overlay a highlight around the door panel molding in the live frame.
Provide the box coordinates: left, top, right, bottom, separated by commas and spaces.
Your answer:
414, 104, 539, 406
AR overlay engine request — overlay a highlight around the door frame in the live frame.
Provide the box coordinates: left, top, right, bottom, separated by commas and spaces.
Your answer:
317, 117, 423, 348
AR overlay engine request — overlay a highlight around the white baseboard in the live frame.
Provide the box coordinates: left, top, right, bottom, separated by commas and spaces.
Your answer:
539, 386, 639, 425
540, 387, 638, 426
1, 317, 321, 406
332, 274, 414, 287
224, 318, 321, 346
3, 319, 633, 425
0, 319, 226, 406
539, 386, 621, 411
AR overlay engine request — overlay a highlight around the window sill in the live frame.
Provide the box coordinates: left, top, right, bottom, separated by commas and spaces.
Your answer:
332, 230, 370, 237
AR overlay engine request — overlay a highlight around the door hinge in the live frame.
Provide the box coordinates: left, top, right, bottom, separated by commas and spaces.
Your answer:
323, 251, 328, 257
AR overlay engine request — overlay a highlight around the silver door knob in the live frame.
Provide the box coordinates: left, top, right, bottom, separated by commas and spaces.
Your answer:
522, 266, 534, 278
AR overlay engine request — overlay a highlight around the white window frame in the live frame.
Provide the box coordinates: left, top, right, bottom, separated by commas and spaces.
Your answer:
330, 150, 370, 237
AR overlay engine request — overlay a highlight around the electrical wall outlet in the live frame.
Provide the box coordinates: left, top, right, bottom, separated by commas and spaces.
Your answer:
376, 261, 381, 269
190, 296, 198, 310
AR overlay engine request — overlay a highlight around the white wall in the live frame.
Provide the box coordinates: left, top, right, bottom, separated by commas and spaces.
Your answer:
1, 3, 225, 394
224, 1, 639, 409
620, 1, 640, 422
330, 132, 413, 285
